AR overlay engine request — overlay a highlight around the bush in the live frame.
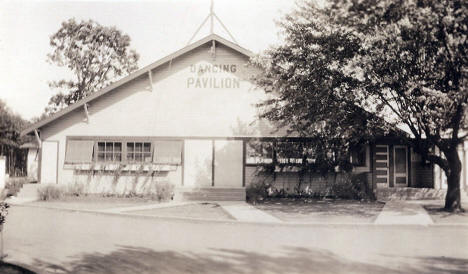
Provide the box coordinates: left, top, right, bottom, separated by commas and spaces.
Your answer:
37, 185, 64, 201
155, 182, 174, 202
327, 173, 374, 200
246, 182, 270, 204
247, 172, 375, 202
0, 201, 10, 227
66, 183, 86, 197
5, 177, 29, 197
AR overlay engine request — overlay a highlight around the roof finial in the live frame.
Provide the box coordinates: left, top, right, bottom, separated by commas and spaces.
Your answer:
187, 0, 238, 45
210, 0, 214, 34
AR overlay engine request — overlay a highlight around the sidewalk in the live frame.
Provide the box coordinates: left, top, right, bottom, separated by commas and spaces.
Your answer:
374, 201, 433, 225
95, 201, 283, 223
218, 202, 282, 223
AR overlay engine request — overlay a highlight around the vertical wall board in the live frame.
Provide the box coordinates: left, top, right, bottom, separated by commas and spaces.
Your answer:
183, 140, 213, 187
40, 141, 59, 184
214, 140, 243, 188
242, 141, 246, 187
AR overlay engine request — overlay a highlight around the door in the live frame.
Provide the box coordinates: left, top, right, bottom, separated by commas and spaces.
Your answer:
40, 141, 58, 184
183, 140, 213, 188
394, 145, 408, 187
214, 140, 243, 188
375, 145, 389, 188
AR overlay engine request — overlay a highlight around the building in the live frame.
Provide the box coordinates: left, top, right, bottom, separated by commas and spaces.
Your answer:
21, 33, 467, 200
19, 142, 39, 182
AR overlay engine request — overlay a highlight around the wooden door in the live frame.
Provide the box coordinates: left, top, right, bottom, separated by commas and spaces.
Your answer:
40, 141, 58, 184
214, 140, 243, 188
183, 140, 213, 188
375, 145, 389, 188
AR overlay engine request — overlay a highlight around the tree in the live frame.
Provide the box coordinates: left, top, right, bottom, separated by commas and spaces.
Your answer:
0, 100, 30, 176
253, 0, 468, 211
46, 19, 139, 114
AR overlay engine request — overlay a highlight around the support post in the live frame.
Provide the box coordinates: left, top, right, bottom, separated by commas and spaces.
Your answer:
187, 0, 238, 45
83, 103, 90, 122
148, 70, 153, 91
214, 13, 238, 44
210, 40, 216, 60
34, 129, 41, 149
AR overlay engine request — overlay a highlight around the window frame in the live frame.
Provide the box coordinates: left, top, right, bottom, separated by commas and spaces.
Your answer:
350, 145, 367, 167
245, 140, 317, 167
350, 144, 370, 172
126, 141, 152, 163
245, 141, 275, 165
65, 137, 184, 166
95, 141, 122, 163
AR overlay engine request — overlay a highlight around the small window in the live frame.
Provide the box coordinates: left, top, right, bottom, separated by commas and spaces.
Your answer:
127, 142, 152, 162
351, 145, 367, 167
246, 141, 274, 164
96, 142, 122, 162
276, 142, 305, 165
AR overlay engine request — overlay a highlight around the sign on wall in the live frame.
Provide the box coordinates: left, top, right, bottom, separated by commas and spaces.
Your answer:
187, 63, 241, 89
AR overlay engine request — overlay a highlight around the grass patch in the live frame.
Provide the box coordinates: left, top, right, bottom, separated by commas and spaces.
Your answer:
37, 185, 64, 201
129, 202, 234, 221
28, 195, 158, 211
254, 198, 385, 223
4, 177, 31, 197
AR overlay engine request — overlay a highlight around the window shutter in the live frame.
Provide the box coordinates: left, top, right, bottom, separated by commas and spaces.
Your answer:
153, 141, 182, 164
65, 140, 94, 163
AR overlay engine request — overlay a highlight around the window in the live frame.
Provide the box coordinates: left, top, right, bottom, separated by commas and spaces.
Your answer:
153, 140, 182, 164
350, 145, 367, 167
96, 142, 122, 162
246, 141, 319, 165
246, 141, 274, 164
65, 140, 94, 163
276, 142, 306, 164
127, 142, 152, 162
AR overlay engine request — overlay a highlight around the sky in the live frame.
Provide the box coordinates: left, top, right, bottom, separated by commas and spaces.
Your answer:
0, 0, 298, 121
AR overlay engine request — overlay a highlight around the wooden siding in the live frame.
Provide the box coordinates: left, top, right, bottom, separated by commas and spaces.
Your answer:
38, 43, 275, 186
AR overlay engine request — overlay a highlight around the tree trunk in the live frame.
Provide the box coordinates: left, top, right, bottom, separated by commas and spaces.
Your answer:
444, 148, 463, 212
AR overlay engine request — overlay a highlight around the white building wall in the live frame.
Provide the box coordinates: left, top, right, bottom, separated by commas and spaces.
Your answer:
39, 42, 269, 187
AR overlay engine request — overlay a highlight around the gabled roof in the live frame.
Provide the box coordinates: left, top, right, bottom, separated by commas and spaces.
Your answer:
21, 34, 254, 136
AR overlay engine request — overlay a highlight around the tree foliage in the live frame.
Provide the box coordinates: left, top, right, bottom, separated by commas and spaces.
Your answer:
0, 100, 28, 148
253, 0, 467, 211
46, 19, 139, 114
0, 99, 30, 176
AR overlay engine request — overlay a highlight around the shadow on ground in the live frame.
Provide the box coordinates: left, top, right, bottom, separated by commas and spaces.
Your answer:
25, 245, 468, 274
423, 204, 468, 223
0, 261, 36, 274
255, 199, 384, 220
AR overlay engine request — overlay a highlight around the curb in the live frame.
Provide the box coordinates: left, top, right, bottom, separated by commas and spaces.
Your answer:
10, 203, 468, 227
